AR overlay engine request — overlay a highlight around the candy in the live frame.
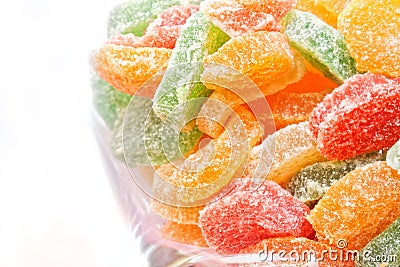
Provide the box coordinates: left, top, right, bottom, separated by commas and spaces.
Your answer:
242, 122, 326, 186
152, 12, 230, 122
309, 73, 400, 160
199, 0, 279, 38
287, 151, 386, 208
160, 221, 208, 247
198, 179, 314, 255
237, 0, 296, 22
356, 216, 400, 267
308, 161, 400, 251
92, 45, 172, 95
387, 140, 400, 174
283, 10, 358, 84
338, 0, 400, 77
282, 69, 338, 94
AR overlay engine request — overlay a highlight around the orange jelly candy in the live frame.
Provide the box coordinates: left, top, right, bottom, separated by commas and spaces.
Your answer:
160, 221, 208, 247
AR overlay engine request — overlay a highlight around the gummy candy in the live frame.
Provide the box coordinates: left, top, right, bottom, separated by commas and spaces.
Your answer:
308, 161, 400, 251
338, 0, 400, 78
387, 140, 400, 174
237, 0, 296, 22
283, 10, 358, 84
282, 69, 338, 94
198, 179, 314, 255
242, 122, 326, 185
309, 73, 400, 160
152, 12, 230, 122
160, 221, 208, 247
92, 45, 172, 95
287, 151, 386, 208
356, 216, 400, 267
199, 0, 279, 38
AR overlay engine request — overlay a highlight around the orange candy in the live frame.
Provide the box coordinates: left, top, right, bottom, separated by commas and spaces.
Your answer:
160, 221, 208, 247
282, 69, 338, 94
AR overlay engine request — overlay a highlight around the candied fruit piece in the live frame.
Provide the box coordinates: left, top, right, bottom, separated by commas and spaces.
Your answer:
338, 0, 400, 77
160, 221, 208, 247
387, 140, 400, 174
199, 179, 314, 255
309, 73, 400, 160
296, 0, 337, 28
237, 0, 296, 22
308, 161, 400, 250
282, 70, 338, 94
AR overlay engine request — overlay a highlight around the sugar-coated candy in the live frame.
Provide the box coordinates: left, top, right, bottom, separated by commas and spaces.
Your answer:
199, 179, 314, 255
309, 73, 400, 160
237, 0, 296, 22
338, 0, 400, 78
240, 237, 355, 266
283, 10, 357, 84
387, 140, 400, 174
282, 68, 338, 94
242, 122, 326, 185
152, 12, 230, 122
92, 45, 172, 95
287, 151, 386, 207
160, 221, 208, 247
356, 216, 400, 267
308, 161, 400, 250
199, 0, 279, 38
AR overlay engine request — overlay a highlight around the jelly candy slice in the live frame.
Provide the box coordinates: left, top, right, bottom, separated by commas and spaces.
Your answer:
308, 161, 400, 250
198, 179, 314, 255
338, 0, 400, 78
160, 221, 208, 247
309, 73, 400, 160
387, 140, 400, 174
356, 216, 400, 267
282, 69, 338, 94
152, 12, 230, 122
92, 45, 172, 95
287, 151, 387, 208
283, 10, 357, 84
237, 0, 296, 22
242, 121, 326, 185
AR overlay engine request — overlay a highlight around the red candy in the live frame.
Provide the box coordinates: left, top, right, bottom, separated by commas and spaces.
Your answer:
310, 73, 400, 160
198, 179, 314, 255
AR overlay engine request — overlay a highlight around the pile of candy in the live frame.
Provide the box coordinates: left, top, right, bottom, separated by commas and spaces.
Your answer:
91, 0, 400, 265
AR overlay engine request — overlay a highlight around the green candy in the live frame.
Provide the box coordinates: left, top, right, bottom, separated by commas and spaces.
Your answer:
152, 12, 230, 123
356, 216, 400, 267
387, 140, 400, 174
107, 0, 204, 38
91, 74, 132, 129
287, 151, 386, 207
283, 10, 358, 84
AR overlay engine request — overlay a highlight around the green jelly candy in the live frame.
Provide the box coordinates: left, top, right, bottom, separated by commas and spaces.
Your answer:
152, 12, 230, 123
387, 140, 400, 174
91, 74, 132, 129
283, 10, 357, 84
356, 216, 400, 267
287, 151, 386, 207
107, 0, 203, 38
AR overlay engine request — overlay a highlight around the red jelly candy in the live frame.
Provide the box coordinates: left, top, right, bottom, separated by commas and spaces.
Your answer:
309, 73, 400, 160
198, 179, 315, 255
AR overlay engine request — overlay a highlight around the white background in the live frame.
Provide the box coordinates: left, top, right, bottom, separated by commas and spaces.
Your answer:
0, 0, 145, 266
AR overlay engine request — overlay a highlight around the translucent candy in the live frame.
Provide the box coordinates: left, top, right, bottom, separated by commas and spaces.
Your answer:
308, 161, 400, 251
152, 12, 230, 122
283, 10, 358, 84
282, 69, 338, 94
198, 179, 314, 255
338, 0, 400, 78
356, 216, 400, 267
199, 0, 279, 38
387, 140, 400, 174
309, 73, 400, 160
237, 0, 296, 22
242, 121, 326, 186
287, 151, 387, 208
160, 221, 208, 247
92, 45, 172, 95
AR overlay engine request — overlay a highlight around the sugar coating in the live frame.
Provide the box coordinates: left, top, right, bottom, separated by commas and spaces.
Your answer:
152, 12, 230, 122
242, 121, 326, 186
151, 199, 204, 225
287, 151, 387, 207
308, 161, 400, 251
160, 221, 208, 247
237, 0, 296, 22
338, 0, 400, 78
199, 0, 280, 38
283, 10, 358, 84
198, 179, 314, 255
92, 45, 172, 95
356, 216, 400, 267
387, 140, 400, 174
309, 73, 400, 160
